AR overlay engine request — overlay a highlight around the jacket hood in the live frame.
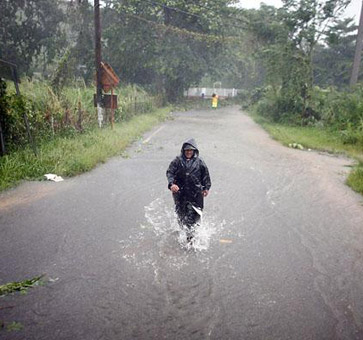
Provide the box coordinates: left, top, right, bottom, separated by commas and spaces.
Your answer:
181, 138, 199, 157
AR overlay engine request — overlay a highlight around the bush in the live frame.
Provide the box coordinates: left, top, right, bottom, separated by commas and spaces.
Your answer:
252, 84, 363, 145
1, 80, 159, 153
311, 86, 363, 128
347, 164, 363, 195
339, 126, 363, 146
310, 86, 363, 145
254, 86, 304, 124
1, 84, 48, 151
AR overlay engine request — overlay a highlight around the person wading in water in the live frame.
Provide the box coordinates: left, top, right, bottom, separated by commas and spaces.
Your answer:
166, 138, 211, 242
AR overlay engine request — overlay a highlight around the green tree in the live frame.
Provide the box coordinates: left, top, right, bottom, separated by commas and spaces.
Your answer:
281, 0, 351, 87
102, 0, 237, 101
246, 0, 352, 121
314, 18, 358, 87
0, 0, 66, 75
64, 0, 95, 83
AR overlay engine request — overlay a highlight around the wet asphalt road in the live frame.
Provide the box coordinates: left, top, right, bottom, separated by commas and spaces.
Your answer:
1, 106, 363, 340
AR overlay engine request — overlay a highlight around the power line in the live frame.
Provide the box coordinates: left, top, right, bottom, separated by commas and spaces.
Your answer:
143, 0, 202, 20
141, 0, 248, 31
123, 12, 240, 43
175, 0, 250, 26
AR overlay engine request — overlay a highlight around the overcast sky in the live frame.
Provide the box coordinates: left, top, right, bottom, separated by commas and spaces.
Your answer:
238, 0, 362, 24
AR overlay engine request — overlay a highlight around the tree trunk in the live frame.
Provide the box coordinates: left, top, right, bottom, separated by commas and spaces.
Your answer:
350, 0, 363, 86
165, 77, 184, 103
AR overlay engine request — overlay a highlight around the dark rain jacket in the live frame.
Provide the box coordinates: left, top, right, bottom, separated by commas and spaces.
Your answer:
166, 138, 211, 209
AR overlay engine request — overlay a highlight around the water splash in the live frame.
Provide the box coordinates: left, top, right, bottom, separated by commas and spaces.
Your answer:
118, 197, 232, 277
144, 198, 223, 252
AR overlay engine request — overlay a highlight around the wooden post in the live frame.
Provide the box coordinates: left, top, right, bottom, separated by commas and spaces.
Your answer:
0, 77, 5, 155
350, 0, 363, 86
0, 119, 5, 156
76, 100, 83, 132
94, 0, 104, 127
111, 87, 114, 129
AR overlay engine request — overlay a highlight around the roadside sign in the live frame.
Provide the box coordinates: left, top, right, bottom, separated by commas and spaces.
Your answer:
100, 62, 119, 93
93, 94, 118, 109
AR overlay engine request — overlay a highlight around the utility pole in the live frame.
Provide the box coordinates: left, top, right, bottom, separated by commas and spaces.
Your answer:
350, 0, 363, 86
0, 78, 5, 156
0, 112, 5, 156
94, 0, 104, 127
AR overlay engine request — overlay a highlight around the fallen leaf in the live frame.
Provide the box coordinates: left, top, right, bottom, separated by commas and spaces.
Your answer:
219, 239, 233, 244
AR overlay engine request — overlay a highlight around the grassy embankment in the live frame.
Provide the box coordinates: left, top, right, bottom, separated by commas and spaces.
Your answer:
249, 112, 363, 195
0, 79, 172, 192
0, 104, 171, 192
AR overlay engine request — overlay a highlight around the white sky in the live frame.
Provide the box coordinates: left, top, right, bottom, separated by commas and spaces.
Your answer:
238, 0, 362, 24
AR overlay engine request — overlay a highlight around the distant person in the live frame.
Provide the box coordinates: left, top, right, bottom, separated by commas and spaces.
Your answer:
166, 138, 211, 242
212, 93, 218, 109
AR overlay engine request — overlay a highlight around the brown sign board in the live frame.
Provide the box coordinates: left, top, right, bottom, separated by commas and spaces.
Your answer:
94, 94, 118, 109
101, 62, 119, 92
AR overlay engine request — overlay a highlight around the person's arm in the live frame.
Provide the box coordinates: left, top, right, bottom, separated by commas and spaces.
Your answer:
166, 158, 180, 192
201, 160, 211, 196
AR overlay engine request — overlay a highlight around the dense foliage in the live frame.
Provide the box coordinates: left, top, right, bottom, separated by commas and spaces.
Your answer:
1, 1, 360, 96
0, 0, 66, 75
0, 80, 158, 152
237, 0, 363, 149
0, 0, 362, 148
1, 0, 238, 101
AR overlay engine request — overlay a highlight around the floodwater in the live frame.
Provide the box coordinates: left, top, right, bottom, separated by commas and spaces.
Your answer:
1, 106, 363, 339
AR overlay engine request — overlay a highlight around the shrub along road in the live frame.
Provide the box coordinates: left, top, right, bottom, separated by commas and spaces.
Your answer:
1, 106, 363, 339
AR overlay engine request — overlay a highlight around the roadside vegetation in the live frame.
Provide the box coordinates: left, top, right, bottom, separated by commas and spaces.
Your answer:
0, 276, 44, 334
0, 79, 170, 192
1, 79, 162, 149
232, 2, 363, 196
0, 276, 43, 296
246, 91, 363, 195
0, 107, 170, 192
1, 322, 24, 333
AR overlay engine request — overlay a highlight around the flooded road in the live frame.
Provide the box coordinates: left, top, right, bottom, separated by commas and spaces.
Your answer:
1, 106, 363, 339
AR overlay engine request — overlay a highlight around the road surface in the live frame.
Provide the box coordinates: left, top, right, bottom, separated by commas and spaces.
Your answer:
1, 106, 363, 339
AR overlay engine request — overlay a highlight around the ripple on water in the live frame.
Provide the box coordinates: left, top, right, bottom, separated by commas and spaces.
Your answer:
115, 198, 234, 338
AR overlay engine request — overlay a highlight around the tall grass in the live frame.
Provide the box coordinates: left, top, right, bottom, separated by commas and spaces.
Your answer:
347, 166, 363, 195
3, 80, 159, 152
251, 85, 363, 134
0, 107, 170, 192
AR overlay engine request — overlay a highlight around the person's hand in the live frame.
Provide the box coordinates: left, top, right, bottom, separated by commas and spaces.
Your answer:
202, 190, 209, 197
170, 184, 180, 193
